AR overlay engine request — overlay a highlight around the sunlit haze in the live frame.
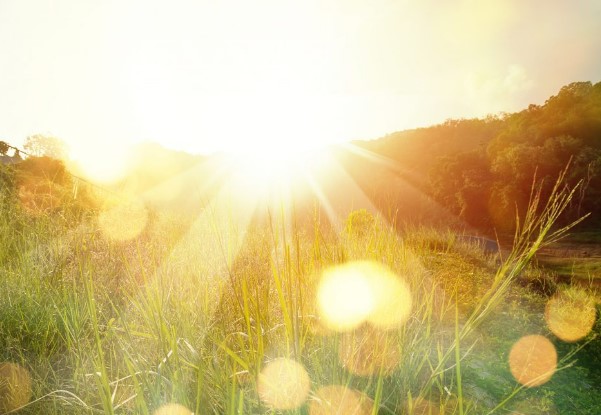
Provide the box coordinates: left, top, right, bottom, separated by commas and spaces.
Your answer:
1, 0, 600, 158
1, 2, 600, 413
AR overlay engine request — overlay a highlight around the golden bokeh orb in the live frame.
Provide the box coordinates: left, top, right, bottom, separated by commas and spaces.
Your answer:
317, 261, 411, 332
257, 358, 311, 410
317, 263, 375, 331
309, 385, 373, 415
152, 403, 193, 415
367, 264, 412, 329
0, 362, 32, 413
545, 288, 597, 342
98, 198, 148, 241
509, 335, 557, 387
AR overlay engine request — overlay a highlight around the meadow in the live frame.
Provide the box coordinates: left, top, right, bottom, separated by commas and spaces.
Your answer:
0, 165, 600, 415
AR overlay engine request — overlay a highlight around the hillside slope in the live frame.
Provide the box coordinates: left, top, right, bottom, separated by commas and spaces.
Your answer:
350, 81, 601, 233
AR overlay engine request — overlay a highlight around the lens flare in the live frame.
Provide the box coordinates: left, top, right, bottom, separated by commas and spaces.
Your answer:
509, 335, 557, 387
0, 362, 32, 413
545, 288, 597, 342
367, 266, 412, 330
98, 198, 148, 241
338, 326, 400, 376
70, 144, 130, 184
317, 264, 374, 331
317, 261, 411, 332
153, 403, 193, 415
309, 385, 373, 415
257, 358, 311, 410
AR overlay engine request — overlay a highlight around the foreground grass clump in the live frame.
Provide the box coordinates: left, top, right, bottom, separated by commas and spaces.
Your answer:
0, 173, 599, 414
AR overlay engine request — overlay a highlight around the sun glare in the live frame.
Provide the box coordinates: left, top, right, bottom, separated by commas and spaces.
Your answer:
69, 143, 130, 184
223, 141, 332, 197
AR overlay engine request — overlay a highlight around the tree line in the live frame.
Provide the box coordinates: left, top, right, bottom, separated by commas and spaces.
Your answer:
357, 81, 601, 234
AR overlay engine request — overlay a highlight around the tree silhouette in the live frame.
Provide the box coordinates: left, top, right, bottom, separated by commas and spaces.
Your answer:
0, 141, 9, 156
23, 135, 68, 159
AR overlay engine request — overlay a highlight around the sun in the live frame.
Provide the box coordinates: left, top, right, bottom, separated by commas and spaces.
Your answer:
210, 91, 337, 183
221, 139, 332, 196
68, 143, 131, 184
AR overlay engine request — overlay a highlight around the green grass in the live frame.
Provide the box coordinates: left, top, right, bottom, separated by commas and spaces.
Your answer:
537, 257, 601, 280
0, 171, 599, 414
563, 231, 601, 244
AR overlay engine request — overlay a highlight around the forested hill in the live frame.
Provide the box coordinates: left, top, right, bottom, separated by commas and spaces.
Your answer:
354, 81, 601, 233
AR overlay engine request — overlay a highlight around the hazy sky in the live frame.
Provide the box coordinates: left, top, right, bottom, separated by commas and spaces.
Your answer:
1, 0, 600, 159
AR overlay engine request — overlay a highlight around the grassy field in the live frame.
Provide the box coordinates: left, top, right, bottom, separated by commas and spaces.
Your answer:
0, 180, 600, 414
